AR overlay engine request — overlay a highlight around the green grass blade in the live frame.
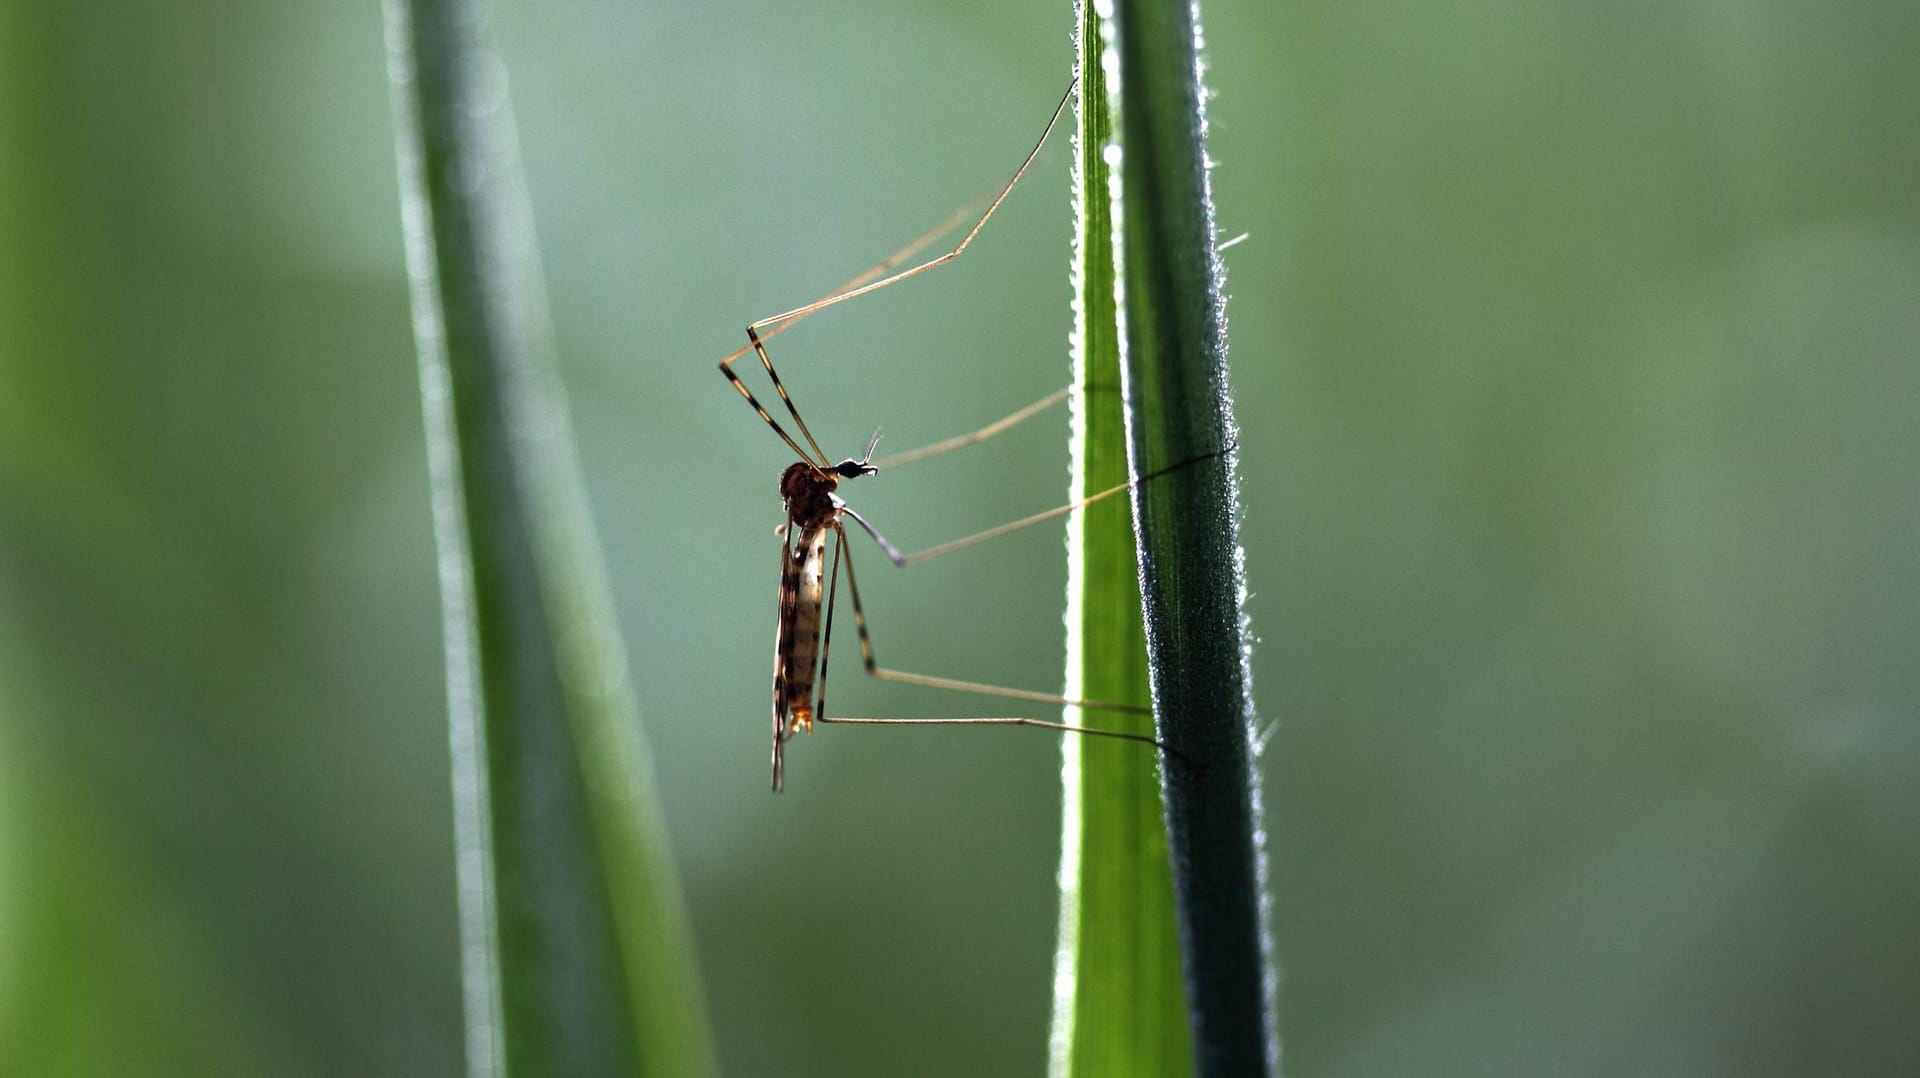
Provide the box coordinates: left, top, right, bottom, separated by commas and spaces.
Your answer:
1101, 0, 1279, 1074
383, 3, 717, 1075
1049, 6, 1196, 1078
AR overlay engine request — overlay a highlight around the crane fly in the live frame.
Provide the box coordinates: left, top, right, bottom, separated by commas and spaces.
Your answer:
719, 76, 1166, 792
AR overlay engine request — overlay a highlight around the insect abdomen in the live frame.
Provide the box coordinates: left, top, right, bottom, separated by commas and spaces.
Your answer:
777, 525, 829, 734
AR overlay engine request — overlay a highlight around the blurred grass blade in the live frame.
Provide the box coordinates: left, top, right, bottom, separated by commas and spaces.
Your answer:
1049, 6, 1194, 1078
383, 2, 717, 1076
1100, 0, 1279, 1074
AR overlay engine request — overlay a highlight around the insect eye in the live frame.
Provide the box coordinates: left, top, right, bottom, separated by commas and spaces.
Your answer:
835, 458, 878, 479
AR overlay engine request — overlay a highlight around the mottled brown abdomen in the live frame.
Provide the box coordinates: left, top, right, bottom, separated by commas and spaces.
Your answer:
775, 524, 829, 735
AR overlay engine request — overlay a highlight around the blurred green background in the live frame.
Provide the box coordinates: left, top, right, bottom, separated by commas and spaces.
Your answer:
3, 0, 1917, 1075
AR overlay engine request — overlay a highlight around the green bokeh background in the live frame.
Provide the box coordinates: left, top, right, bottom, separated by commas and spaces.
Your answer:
3, 1, 1916, 1075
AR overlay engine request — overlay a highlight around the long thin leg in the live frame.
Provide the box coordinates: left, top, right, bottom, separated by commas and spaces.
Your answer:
721, 205, 1004, 468
827, 194, 992, 296
819, 715, 1167, 755
742, 324, 831, 466
846, 439, 1237, 568
836, 504, 906, 566
837, 480, 1126, 569
873, 385, 1070, 471
897, 479, 1129, 566
723, 196, 990, 370
717, 78, 1077, 462
834, 524, 1149, 719
772, 521, 796, 792
814, 526, 845, 735
722, 357, 826, 471
721, 204, 977, 468
747, 78, 1075, 340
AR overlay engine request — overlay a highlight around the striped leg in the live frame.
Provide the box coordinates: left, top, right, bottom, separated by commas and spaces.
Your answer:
771, 521, 797, 792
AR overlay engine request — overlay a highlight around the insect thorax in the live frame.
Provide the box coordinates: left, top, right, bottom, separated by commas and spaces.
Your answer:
780, 462, 839, 528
